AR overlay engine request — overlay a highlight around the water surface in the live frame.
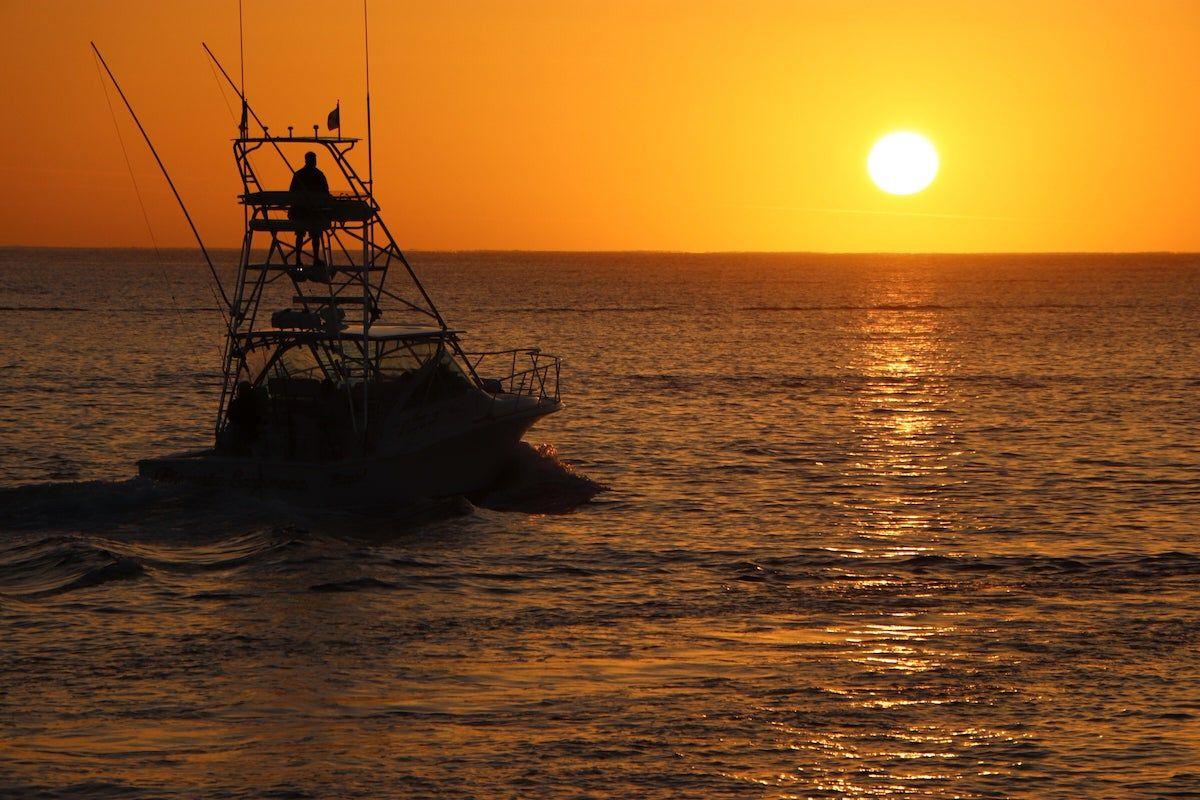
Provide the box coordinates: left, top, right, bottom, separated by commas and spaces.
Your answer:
1, 249, 1198, 798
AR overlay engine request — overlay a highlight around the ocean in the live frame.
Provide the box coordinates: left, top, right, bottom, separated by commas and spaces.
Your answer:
1, 248, 1198, 798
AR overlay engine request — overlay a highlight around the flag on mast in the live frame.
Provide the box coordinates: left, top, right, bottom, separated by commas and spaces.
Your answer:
327, 101, 340, 132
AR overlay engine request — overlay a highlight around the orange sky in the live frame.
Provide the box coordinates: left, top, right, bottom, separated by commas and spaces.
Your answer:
1, 0, 1198, 251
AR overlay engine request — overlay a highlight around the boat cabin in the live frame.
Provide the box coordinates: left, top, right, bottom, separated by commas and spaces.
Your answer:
223, 326, 479, 460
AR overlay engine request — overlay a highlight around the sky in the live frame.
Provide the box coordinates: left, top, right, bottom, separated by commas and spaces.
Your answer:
1, 0, 1198, 252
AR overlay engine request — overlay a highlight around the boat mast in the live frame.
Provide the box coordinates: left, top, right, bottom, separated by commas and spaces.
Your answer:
364, 0, 374, 192
361, 0, 374, 436
239, 0, 247, 136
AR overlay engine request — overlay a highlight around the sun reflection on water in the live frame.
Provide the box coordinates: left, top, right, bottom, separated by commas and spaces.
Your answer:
840, 301, 966, 549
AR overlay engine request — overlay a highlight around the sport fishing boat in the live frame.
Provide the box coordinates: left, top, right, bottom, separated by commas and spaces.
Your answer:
129, 60, 562, 505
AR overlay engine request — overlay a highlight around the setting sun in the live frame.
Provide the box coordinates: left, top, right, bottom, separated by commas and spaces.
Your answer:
868, 132, 939, 196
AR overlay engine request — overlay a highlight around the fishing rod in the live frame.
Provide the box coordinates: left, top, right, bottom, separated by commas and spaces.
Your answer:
201, 42, 294, 172
90, 42, 233, 313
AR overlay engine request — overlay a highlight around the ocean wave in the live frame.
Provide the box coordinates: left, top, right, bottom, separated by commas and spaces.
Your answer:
614, 371, 1177, 393
0, 305, 219, 314
740, 302, 1149, 312
0, 305, 90, 312
710, 549, 1200, 587
0, 527, 308, 599
309, 576, 400, 593
0, 536, 145, 598
485, 305, 677, 314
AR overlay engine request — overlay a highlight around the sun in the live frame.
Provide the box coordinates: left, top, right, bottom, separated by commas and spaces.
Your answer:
868, 132, 939, 195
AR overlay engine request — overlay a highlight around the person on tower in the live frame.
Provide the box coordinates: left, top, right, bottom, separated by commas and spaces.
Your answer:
288, 151, 331, 274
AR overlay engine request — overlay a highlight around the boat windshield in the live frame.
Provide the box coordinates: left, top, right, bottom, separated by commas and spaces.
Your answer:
279, 344, 326, 380
377, 340, 438, 376
376, 340, 468, 381
241, 337, 470, 388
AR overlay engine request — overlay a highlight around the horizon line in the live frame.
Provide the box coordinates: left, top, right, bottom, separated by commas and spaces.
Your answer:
1, 245, 1198, 257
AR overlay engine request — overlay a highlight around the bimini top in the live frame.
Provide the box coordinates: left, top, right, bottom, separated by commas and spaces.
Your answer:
235, 324, 457, 343
235, 135, 361, 144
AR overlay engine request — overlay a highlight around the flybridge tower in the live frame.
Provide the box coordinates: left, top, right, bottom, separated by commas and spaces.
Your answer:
219, 124, 453, 439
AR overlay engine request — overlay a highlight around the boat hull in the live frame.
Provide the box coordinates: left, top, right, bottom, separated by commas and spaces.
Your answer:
137, 406, 555, 506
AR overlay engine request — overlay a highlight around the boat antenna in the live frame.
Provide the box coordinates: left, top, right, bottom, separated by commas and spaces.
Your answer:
202, 42, 295, 172
238, 0, 248, 138
90, 42, 232, 312
364, 0, 374, 191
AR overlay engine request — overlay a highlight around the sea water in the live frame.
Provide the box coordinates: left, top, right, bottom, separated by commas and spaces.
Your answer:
1, 249, 1198, 798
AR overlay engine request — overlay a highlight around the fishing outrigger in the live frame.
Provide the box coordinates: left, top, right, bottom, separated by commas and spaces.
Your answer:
93, 41, 562, 505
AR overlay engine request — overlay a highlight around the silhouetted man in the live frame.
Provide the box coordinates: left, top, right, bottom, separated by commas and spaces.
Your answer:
288, 151, 330, 270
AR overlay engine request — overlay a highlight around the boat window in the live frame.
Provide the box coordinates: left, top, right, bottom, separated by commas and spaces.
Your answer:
278, 344, 325, 380
242, 343, 275, 384
376, 341, 439, 377
437, 348, 469, 380
404, 348, 473, 404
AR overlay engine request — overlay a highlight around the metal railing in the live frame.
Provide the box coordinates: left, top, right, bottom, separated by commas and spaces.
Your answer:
465, 348, 561, 404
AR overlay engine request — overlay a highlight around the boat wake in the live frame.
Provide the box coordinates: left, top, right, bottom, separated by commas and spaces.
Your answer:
0, 442, 603, 538
0, 477, 210, 534
0, 534, 147, 598
0, 526, 308, 600
0, 445, 601, 600
471, 442, 607, 513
